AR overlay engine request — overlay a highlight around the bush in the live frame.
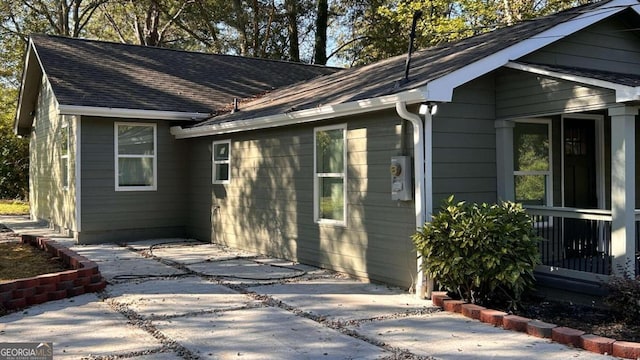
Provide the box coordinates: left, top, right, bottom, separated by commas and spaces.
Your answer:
605, 273, 640, 323
412, 196, 540, 308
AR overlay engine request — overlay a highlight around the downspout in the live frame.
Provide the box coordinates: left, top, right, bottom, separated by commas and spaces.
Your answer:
395, 101, 433, 299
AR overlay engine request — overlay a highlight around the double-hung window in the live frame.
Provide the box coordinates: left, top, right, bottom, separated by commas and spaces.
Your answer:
314, 124, 347, 225
212, 140, 231, 184
115, 122, 157, 191
513, 120, 552, 205
60, 121, 69, 189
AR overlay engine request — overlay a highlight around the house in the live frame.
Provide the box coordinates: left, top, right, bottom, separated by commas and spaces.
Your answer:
16, 0, 640, 295
14, 35, 338, 243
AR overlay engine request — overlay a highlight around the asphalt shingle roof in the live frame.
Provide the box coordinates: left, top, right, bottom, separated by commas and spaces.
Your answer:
31, 35, 340, 114
192, 0, 623, 127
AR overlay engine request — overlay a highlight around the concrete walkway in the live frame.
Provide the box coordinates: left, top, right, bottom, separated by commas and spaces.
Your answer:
0, 216, 615, 359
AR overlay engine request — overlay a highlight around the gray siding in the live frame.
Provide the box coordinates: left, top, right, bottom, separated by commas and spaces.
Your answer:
432, 75, 498, 207
495, 14, 640, 120
495, 68, 616, 119
29, 77, 77, 233
78, 117, 188, 243
186, 79, 501, 287
522, 12, 640, 75
186, 110, 419, 287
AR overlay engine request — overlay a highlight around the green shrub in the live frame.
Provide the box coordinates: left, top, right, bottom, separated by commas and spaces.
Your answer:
412, 196, 541, 308
605, 274, 640, 323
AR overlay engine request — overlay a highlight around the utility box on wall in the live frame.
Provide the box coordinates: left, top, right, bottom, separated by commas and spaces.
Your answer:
390, 156, 412, 201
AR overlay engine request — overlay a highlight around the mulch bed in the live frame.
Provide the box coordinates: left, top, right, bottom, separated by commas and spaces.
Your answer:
513, 296, 640, 342
0, 229, 68, 282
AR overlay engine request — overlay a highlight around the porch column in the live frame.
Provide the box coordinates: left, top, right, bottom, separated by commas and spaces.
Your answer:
495, 120, 515, 201
609, 104, 639, 277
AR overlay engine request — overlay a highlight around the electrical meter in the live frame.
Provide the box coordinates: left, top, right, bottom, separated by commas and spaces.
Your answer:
390, 156, 412, 201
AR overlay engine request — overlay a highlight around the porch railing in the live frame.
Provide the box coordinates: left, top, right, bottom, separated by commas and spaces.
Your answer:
634, 211, 640, 276
525, 206, 612, 275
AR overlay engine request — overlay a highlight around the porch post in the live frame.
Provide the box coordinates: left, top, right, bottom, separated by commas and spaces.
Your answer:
609, 105, 639, 277
495, 120, 515, 201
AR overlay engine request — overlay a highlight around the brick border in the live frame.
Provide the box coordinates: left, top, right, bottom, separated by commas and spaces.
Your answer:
0, 235, 106, 312
431, 291, 640, 359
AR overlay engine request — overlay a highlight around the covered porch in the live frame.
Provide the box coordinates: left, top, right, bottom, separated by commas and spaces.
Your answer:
495, 67, 640, 284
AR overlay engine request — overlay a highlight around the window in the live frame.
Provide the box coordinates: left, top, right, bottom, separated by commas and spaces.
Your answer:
314, 124, 347, 224
60, 121, 69, 189
115, 122, 157, 191
513, 120, 552, 205
212, 140, 231, 183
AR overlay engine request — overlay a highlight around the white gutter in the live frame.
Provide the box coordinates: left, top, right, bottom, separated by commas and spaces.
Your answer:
58, 104, 211, 121
171, 90, 426, 139
395, 101, 433, 299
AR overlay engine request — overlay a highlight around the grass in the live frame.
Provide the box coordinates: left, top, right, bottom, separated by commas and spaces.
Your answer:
0, 200, 29, 215
0, 242, 67, 282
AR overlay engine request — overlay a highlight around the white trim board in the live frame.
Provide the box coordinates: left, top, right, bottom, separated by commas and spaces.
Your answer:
171, 90, 425, 139
59, 105, 210, 121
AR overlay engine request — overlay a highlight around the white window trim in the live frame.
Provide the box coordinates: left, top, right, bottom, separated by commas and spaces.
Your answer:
212, 139, 231, 184
114, 122, 157, 192
60, 120, 70, 190
513, 118, 553, 206
313, 124, 347, 226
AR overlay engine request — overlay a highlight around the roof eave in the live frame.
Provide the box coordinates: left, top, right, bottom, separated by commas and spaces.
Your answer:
14, 38, 43, 136
58, 105, 211, 121
420, 0, 633, 103
504, 61, 640, 103
170, 89, 426, 139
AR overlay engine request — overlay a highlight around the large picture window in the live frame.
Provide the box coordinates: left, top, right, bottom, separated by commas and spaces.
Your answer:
212, 140, 231, 184
115, 122, 157, 191
513, 120, 552, 205
314, 124, 347, 224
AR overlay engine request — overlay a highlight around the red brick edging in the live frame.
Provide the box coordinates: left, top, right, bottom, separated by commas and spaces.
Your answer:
0, 235, 106, 312
432, 291, 640, 359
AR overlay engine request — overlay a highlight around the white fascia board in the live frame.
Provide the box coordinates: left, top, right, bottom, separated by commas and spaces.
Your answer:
14, 39, 40, 134
421, 0, 631, 102
171, 89, 426, 139
505, 61, 640, 103
57, 104, 211, 121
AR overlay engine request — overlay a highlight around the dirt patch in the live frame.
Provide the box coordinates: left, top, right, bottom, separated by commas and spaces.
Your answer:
0, 235, 68, 282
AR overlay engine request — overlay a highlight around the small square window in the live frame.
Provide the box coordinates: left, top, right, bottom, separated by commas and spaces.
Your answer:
213, 140, 231, 183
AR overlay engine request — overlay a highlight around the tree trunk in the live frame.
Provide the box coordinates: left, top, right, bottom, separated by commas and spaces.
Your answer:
231, 0, 249, 56
285, 0, 300, 62
313, 0, 327, 65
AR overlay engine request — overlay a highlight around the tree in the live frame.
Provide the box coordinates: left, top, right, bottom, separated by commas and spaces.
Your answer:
330, 0, 590, 66
285, 0, 300, 61
0, 0, 108, 84
0, 85, 29, 200
313, 0, 327, 64
94, 0, 198, 47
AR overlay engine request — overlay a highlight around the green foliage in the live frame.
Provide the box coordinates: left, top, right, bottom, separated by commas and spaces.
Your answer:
332, 0, 591, 65
412, 196, 541, 307
0, 86, 29, 200
605, 273, 640, 323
